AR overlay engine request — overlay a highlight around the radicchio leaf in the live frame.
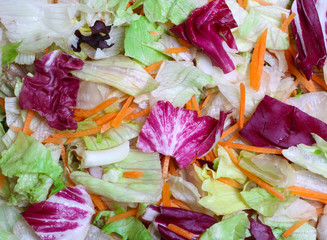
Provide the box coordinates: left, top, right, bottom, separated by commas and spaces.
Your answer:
170, 0, 238, 73
249, 217, 276, 240
19, 51, 84, 130
72, 20, 114, 52
291, 0, 327, 79
136, 101, 227, 168
239, 95, 327, 148
142, 205, 216, 240
22, 186, 95, 240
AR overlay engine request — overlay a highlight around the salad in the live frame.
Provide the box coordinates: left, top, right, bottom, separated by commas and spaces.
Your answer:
0, 0, 327, 239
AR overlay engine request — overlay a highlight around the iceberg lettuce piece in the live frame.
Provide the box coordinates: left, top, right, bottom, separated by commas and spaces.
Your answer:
1, 42, 21, 67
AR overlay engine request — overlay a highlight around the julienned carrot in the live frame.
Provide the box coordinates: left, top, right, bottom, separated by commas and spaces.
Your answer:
252, 0, 272, 6
144, 60, 164, 73
23, 110, 34, 134
171, 199, 191, 210
224, 146, 286, 200
100, 106, 136, 133
162, 155, 170, 179
124, 108, 151, 121
162, 182, 171, 207
123, 171, 143, 178
9, 126, 34, 135
0, 98, 4, 109
43, 137, 64, 145
163, 47, 188, 54
74, 97, 118, 118
191, 95, 201, 117
0, 173, 5, 190
239, 83, 246, 129
226, 131, 240, 143
200, 92, 213, 110
219, 142, 283, 154
237, 0, 245, 8
51, 127, 101, 139
250, 29, 268, 91
167, 224, 194, 240
169, 160, 178, 177
302, 196, 327, 205
177, 38, 193, 48
90, 194, 108, 211
311, 75, 327, 91
95, 112, 118, 126
221, 122, 239, 140
288, 186, 327, 200
106, 209, 138, 224
65, 138, 76, 145
185, 99, 193, 110
280, 13, 296, 32
61, 145, 74, 186
148, 30, 162, 36
217, 177, 243, 189
111, 96, 134, 128
282, 218, 310, 238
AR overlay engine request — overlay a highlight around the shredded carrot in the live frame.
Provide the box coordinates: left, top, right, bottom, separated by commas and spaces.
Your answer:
217, 177, 243, 189
123, 171, 143, 178
252, 0, 272, 6
282, 218, 310, 238
288, 46, 297, 58
156, 199, 162, 206
163, 47, 189, 54
95, 112, 118, 126
162, 182, 171, 207
90, 194, 108, 211
185, 98, 193, 110
42, 137, 64, 145
304, 103, 313, 114
280, 13, 296, 32
111, 96, 134, 128
288, 186, 327, 200
124, 108, 151, 121
284, 89, 295, 102
177, 38, 193, 48
171, 199, 191, 210
150, 73, 157, 78
191, 95, 201, 117
171, 202, 181, 208
45, 48, 49, 53
9, 126, 23, 132
100, 120, 114, 134
208, 150, 216, 160
144, 60, 164, 73
52, 127, 101, 139
250, 29, 268, 91
237, 0, 245, 8
239, 83, 246, 129
219, 142, 283, 154
23, 110, 34, 134
65, 138, 76, 145
0, 98, 5, 110
167, 224, 194, 240
200, 92, 213, 110
148, 30, 162, 36
0, 173, 5, 190
169, 160, 178, 177
221, 122, 239, 140
312, 75, 327, 91
226, 131, 240, 143
162, 155, 170, 179
224, 146, 286, 200
303, 196, 327, 205
61, 145, 74, 186
74, 97, 119, 118
106, 209, 138, 224
92, 114, 104, 122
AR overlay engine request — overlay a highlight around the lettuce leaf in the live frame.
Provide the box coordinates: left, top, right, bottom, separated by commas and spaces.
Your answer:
124, 16, 169, 66
71, 55, 158, 96
271, 222, 316, 240
1, 42, 21, 67
200, 212, 250, 240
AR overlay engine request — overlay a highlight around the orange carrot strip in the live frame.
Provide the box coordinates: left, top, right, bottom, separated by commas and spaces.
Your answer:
219, 142, 283, 154
90, 194, 108, 211
217, 177, 243, 189
312, 75, 327, 91
169, 160, 178, 177
191, 95, 201, 117
100, 106, 136, 133
288, 186, 327, 200
43, 137, 64, 145
282, 218, 310, 238
250, 29, 268, 91
200, 92, 214, 110
237, 0, 245, 8
23, 110, 34, 134
61, 145, 74, 185
280, 13, 296, 32
9, 126, 22, 132
239, 83, 246, 129
171, 199, 191, 210
123, 171, 143, 178
95, 112, 118, 126
167, 224, 194, 240
0, 98, 5, 110
92, 114, 104, 122
144, 60, 164, 73
163, 47, 188, 54
0, 173, 5, 190
177, 38, 193, 48
221, 122, 239, 140
74, 97, 118, 118
45, 48, 49, 54
226, 131, 240, 143
124, 108, 151, 121
208, 150, 216, 160
111, 96, 134, 128
224, 146, 286, 200
65, 138, 76, 145
302, 196, 327, 205
162, 182, 171, 207
162, 155, 170, 179
52, 127, 101, 139
252, 0, 272, 5
106, 209, 138, 224
185, 98, 193, 110
148, 30, 162, 36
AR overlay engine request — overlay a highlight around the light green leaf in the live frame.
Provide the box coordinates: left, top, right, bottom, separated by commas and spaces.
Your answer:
1, 42, 22, 67
271, 222, 316, 240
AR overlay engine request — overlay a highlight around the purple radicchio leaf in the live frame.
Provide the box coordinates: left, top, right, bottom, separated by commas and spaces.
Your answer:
18, 51, 84, 130
239, 95, 327, 148
136, 101, 227, 169
72, 20, 114, 52
291, 0, 327, 79
249, 216, 277, 240
22, 186, 95, 240
170, 0, 238, 74
142, 205, 217, 240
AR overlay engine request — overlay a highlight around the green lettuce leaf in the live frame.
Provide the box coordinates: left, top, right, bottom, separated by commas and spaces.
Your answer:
282, 134, 327, 178
200, 212, 250, 240
71, 148, 163, 203
83, 121, 142, 150
71, 55, 158, 96
271, 222, 316, 240
124, 16, 169, 66
150, 61, 214, 107
1, 42, 22, 67
143, 0, 202, 25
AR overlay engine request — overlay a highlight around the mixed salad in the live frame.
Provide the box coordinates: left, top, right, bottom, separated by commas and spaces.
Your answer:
0, 0, 327, 239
